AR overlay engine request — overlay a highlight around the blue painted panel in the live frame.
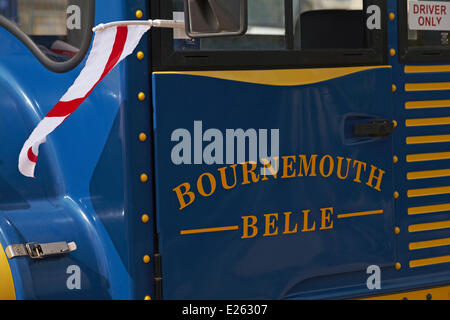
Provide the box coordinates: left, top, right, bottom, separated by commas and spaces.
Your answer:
152, 69, 396, 299
0, 0, 154, 299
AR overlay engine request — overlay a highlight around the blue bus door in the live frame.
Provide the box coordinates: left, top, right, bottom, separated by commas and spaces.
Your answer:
151, 1, 396, 299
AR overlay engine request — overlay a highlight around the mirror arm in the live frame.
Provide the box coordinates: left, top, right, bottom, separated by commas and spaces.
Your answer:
93, 19, 185, 33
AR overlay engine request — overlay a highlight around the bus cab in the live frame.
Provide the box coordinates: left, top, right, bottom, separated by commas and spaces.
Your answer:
0, 0, 450, 300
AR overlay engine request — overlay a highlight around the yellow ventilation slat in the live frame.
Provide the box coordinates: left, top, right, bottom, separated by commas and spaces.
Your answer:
410, 255, 450, 268
407, 169, 450, 180
408, 186, 450, 198
405, 65, 450, 73
409, 220, 450, 232
408, 203, 450, 215
405, 83, 450, 92
405, 100, 450, 110
407, 152, 450, 162
406, 117, 450, 127
410, 237, 450, 250
406, 135, 450, 144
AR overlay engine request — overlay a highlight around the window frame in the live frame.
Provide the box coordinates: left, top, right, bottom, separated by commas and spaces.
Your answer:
398, 0, 450, 63
151, 0, 387, 71
0, 1, 95, 73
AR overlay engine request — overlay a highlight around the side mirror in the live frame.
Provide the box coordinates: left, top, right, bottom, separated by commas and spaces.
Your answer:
184, 0, 248, 38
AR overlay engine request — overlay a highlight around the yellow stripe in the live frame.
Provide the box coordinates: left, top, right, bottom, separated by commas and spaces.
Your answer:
408, 203, 450, 215
154, 66, 391, 86
0, 243, 15, 300
337, 210, 383, 219
410, 237, 450, 250
405, 65, 450, 73
406, 117, 450, 127
406, 135, 450, 144
407, 169, 450, 180
408, 186, 450, 198
407, 152, 450, 162
180, 226, 239, 235
409, 220, 450, 232
410, 255, 450, 268
405, 99, 450, 109
362, 285, 450, 300
405, 82, 450, 92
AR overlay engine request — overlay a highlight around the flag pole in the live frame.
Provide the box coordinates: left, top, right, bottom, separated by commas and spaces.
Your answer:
93, 19, 185, 32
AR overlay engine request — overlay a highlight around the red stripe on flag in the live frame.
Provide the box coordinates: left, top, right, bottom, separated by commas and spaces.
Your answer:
27, 147, 37, 163
47, 26, 129, 118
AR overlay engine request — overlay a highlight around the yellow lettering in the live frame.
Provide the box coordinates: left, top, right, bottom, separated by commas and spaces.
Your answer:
298, 154, 318, 177
241, 215, 258, 239
241, 161, 260, 185
263, 213, 279, 236
320, 207, 334, 230
336, 157, 352, 180
218, 164, 238, 190
366, 165, 385, 191
281, 156, 296, 178
283, 211, 298, 234
302, 210, 316, 232
261, 157, 279, 181
173, 182, 195, 210
353, 160, 367, 183
319, 155, 335, 178
197, 172, 216, 197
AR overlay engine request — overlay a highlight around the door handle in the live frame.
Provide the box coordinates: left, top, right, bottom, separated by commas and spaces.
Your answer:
354, 119, 394, 137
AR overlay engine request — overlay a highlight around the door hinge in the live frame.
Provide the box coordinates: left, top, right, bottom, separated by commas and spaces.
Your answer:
5, 241, 77, 259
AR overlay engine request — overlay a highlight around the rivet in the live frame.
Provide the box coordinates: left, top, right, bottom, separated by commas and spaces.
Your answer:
392, 84, 397, 92
392, 120, 398, 128
144, 295, 152, 300
393, 156, 398, 164
137, 51, 144, 60
394, 191, 400, 199
141, 214, 150, 223
140, 173, 148, 183
139, 133, 147, 142
138, 92, 146, 101
390, 48, 396, 56
395, 262, 401, 270
389, 12, 396, 21
395, 227, 400, 235
136, 10, 143, 19
143, 255, 151, 264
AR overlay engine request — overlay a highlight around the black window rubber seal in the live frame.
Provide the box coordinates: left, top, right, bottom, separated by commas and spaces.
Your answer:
0, 2, 95, 74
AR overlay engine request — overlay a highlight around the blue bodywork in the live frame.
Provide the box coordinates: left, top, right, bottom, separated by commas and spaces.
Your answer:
0, 0, 154, 299
1, 0, 450, 300
152, 69, 396, 299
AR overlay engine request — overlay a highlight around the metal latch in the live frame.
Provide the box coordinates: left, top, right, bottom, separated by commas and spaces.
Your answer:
354, 119, 395, 137
5, 241, 77, 259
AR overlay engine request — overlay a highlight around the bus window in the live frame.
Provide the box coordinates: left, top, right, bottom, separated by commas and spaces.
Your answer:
173, 0, 286, 50
399, 0, 450, 62
173, 0, 366, 51
293, 0, 366, 49
0, 0, 94, 72
407, 0, 450, 48
154, 0, 385, 70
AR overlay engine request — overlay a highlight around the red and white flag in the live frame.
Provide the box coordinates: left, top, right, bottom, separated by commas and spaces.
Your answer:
18, 24, 150, 177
